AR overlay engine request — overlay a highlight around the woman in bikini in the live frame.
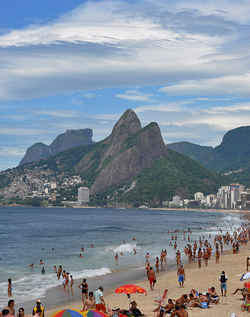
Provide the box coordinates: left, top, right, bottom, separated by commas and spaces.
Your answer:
78, 279, 88, 305
8, 278, 12, 297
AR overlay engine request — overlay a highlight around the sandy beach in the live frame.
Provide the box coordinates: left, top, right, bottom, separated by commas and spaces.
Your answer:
41, 243, 250, 317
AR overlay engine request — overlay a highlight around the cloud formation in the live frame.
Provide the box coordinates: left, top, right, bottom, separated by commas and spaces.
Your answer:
0, 0, 250, 101
0, 0, 250, 170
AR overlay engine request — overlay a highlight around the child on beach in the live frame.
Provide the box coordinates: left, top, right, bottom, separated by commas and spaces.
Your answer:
8, 278, 12, 297
70, 275, 74, 291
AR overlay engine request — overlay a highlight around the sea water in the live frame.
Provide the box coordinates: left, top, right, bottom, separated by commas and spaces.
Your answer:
0, 207, 243, 309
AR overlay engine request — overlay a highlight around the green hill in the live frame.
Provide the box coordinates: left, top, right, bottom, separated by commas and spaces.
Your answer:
167, 141, 213, 161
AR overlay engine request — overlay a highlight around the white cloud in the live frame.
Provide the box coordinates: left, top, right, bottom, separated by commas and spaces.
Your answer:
70, 99, 84, 106
83, 93, 96, 98
159, 72, 250, 97
116, 90, 157, 102
0, 0, 249, 101
0, 147, 26, 156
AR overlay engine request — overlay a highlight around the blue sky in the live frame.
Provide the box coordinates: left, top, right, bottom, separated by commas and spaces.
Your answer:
0, 0, 250, 171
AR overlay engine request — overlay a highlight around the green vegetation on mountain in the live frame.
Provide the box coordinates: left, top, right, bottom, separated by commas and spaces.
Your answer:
197, 126, 250, 186
167, 141, 213, 161
0, 109, 234, 208
90, 149, 230, 207
0, 174, 11, 189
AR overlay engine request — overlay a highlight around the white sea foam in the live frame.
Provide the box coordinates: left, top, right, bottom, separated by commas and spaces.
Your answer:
0, 267, 112, 308
105, 243, 139, 253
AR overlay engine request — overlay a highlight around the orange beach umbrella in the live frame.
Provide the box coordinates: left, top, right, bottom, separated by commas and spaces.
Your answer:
115, 284, 147, 309
115, 284, 147, 296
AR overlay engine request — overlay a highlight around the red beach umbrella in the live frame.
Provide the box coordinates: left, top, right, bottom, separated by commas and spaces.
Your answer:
115, 284, 147, 309
51, 309, 85, 317
115, 284, 147, 296
81, 310, 109, 317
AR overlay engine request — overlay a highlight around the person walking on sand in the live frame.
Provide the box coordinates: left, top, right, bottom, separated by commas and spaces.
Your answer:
177, 265, 186, 288
7, 279, 12, 298
219, 270, 228, 297
197, 248, 202, 268
156, 257, 159, 273
94, 286, 106, 313
148, 267, 156, 291
247, 257, 250, 271
215, 249, 220, 264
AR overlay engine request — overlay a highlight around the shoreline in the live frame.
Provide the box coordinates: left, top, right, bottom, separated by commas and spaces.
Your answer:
44, 243, 250, 317
10, 258, 180, 314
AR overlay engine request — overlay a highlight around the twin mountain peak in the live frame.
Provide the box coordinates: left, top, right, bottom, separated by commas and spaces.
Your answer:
19, 108, 250, 197
20, 109, 170, 195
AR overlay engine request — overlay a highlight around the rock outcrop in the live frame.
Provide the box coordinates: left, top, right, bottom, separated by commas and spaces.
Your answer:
19, 143, 52, 166
76, 109, 170, 195
19, 128, 94, 166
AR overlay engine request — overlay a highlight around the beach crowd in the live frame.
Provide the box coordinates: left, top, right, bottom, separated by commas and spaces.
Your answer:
3, 218, 250, 317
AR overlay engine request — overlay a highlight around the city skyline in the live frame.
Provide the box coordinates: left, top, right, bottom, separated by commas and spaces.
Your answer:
0, 0, 250, 171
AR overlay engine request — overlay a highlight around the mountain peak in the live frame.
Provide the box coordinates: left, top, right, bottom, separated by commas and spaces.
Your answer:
102, 109, 142, 159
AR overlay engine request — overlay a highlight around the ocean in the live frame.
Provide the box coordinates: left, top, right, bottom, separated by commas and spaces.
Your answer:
0, 207, 243, 311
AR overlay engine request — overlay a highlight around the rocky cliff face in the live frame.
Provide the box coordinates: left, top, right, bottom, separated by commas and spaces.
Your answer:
76, 109, 170, 195
19, 142, 52, 166
50, 128, 93, 155
19, 128, 94, 166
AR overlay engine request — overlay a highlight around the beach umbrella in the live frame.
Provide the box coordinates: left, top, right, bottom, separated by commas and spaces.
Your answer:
81, 310, 109, 317
115, 284, 147, 295
240, 272, 250, 281
115, 284, 147, 309
51, 309, 85, 317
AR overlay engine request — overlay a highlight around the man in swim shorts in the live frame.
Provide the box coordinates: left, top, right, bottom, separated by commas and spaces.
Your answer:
148, 267, 156, 291
219, 270, 228, 297
94, 286, 106, 313
177, 265, 185, 288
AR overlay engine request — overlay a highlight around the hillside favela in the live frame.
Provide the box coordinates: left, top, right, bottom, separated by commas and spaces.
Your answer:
1, 1, 250, 317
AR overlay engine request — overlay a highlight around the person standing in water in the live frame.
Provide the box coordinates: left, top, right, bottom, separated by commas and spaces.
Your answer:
78, 279, 88, 305
7, 279, 12, 297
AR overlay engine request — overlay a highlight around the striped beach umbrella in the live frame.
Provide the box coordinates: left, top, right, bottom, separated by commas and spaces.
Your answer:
81, 310, 109, 317
51, 309, 85, 317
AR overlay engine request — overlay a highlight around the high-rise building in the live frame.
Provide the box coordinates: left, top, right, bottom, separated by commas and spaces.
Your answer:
173, 195, 181, 207
78, 187, 89, 206
230, 183, 245, 208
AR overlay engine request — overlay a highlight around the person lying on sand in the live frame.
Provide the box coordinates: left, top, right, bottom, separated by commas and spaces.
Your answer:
174, 294, 188, 307
170, 305, 188, 317
232, 287, 248, 300
188, 293, 210, 309
153, 299, 175, 316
